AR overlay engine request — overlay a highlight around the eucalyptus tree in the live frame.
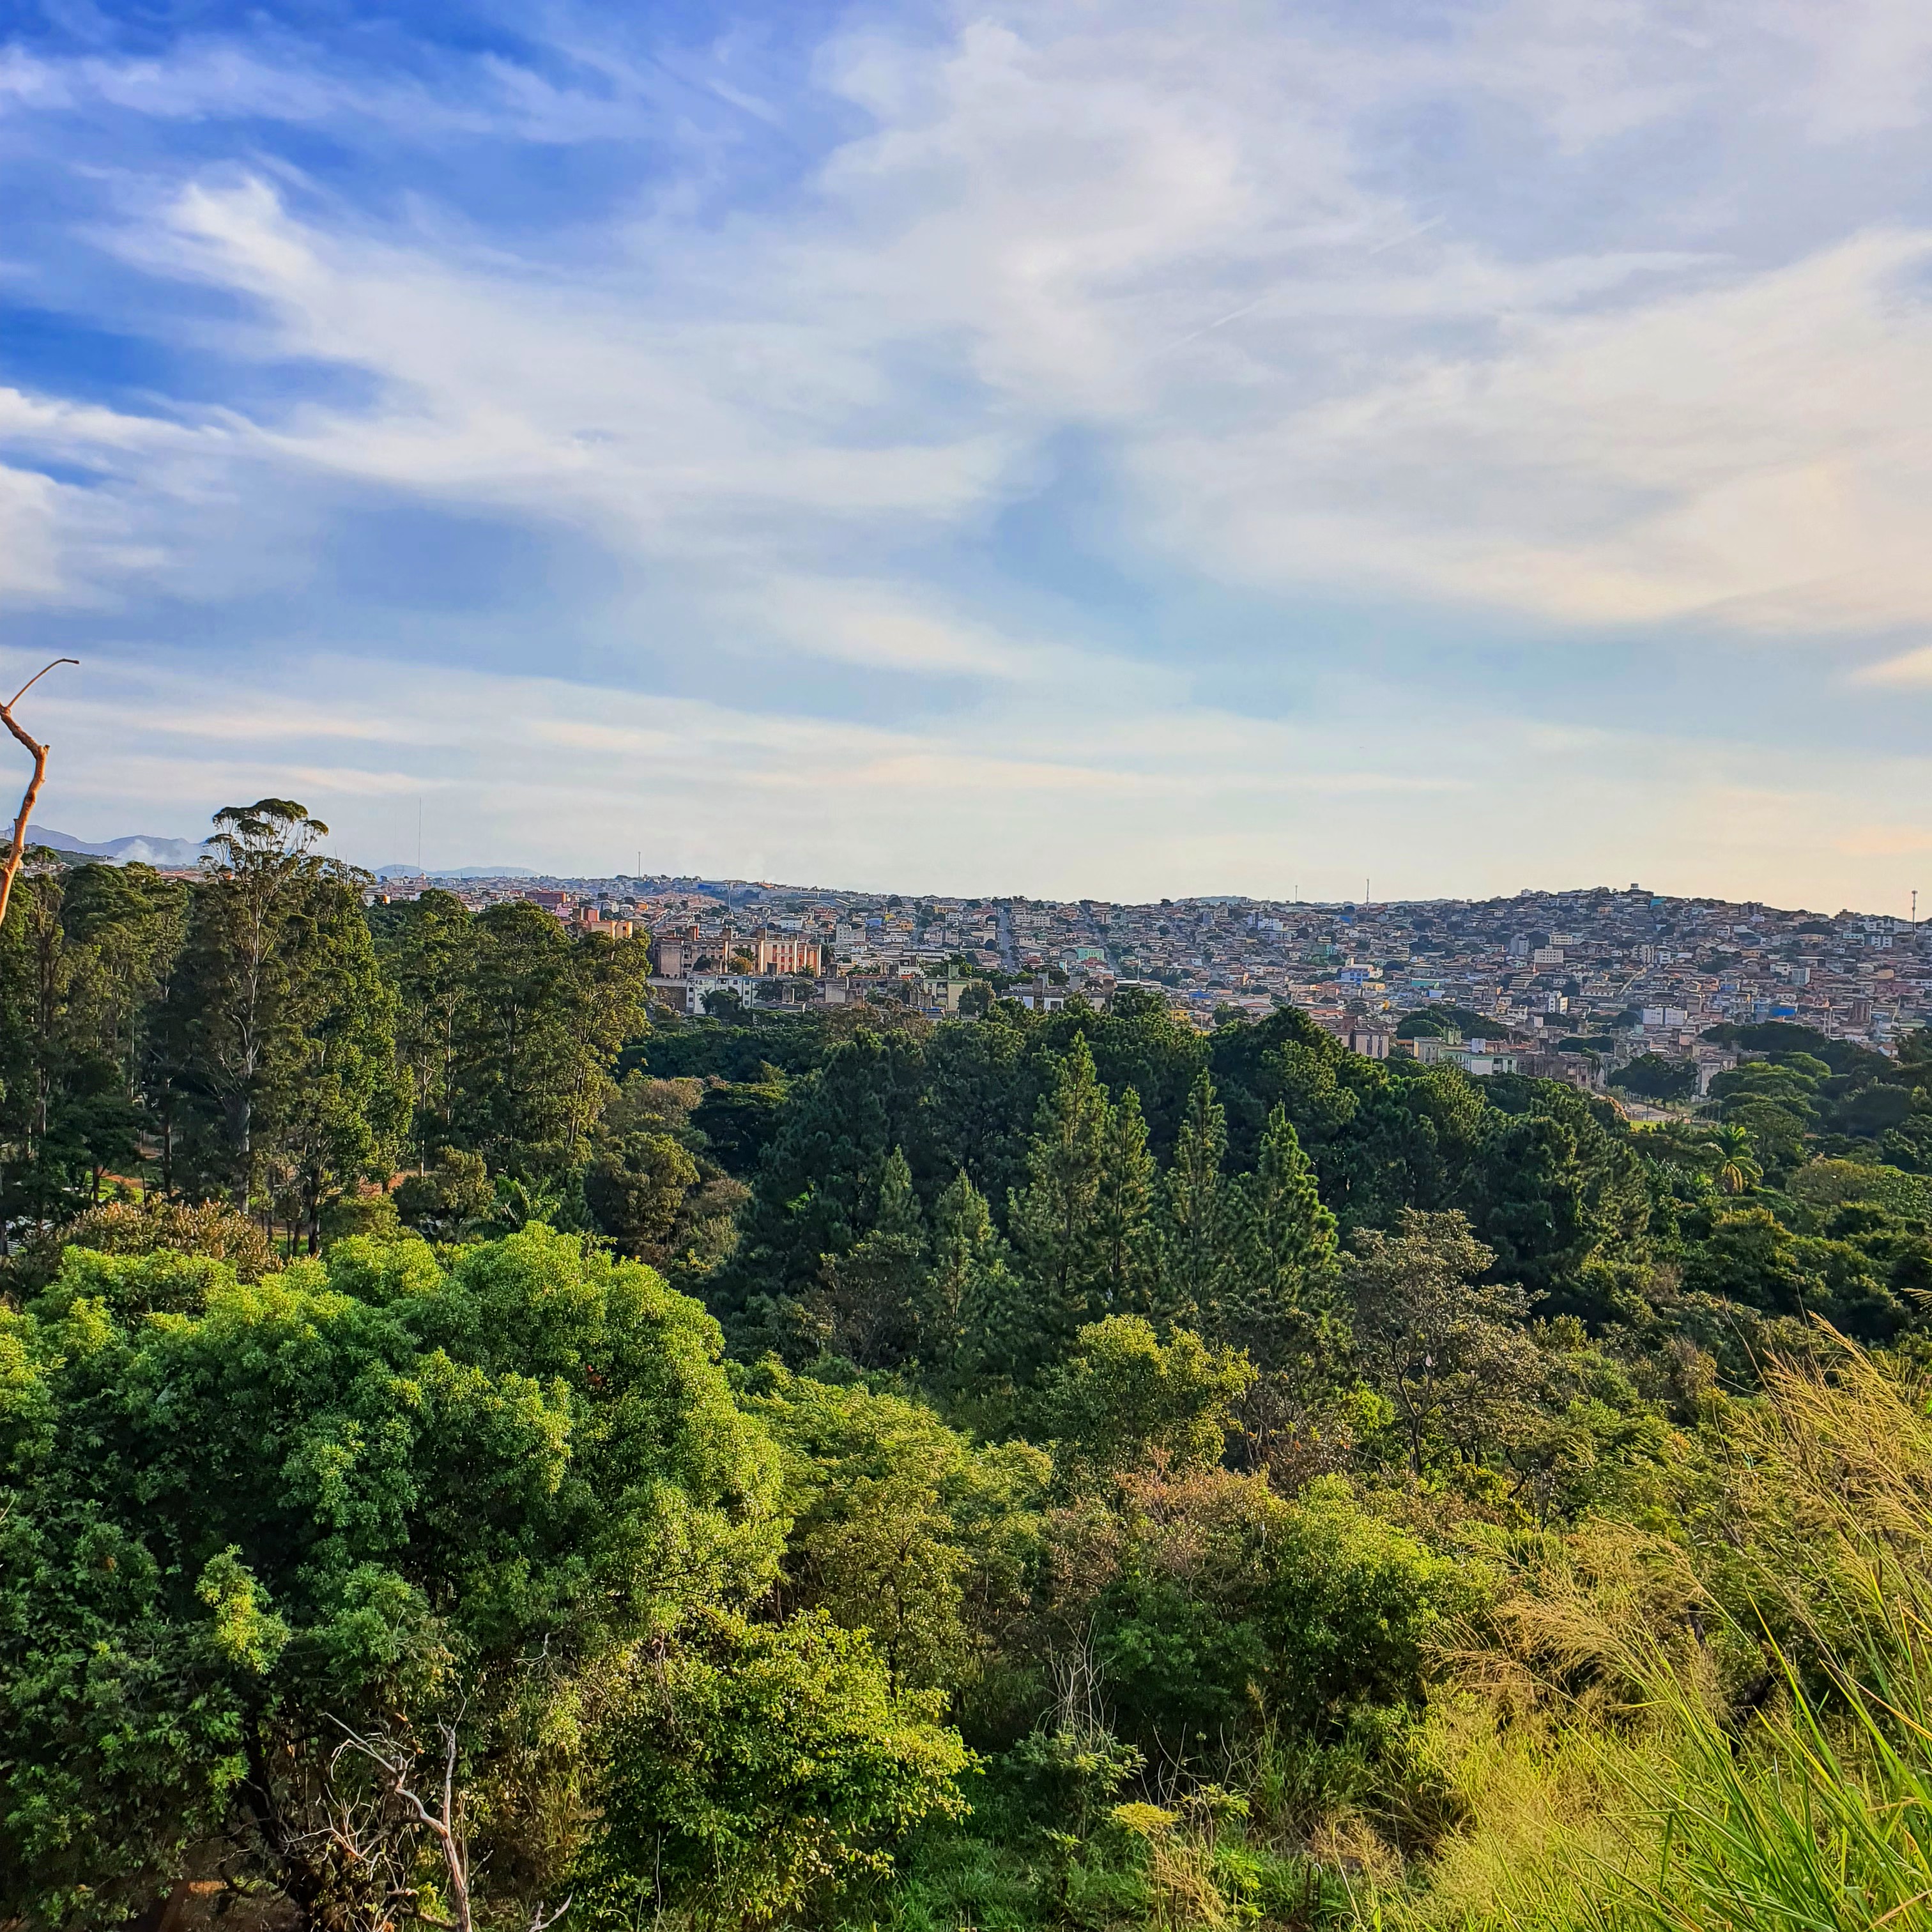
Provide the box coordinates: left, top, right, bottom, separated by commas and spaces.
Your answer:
162, 800, 404, 1245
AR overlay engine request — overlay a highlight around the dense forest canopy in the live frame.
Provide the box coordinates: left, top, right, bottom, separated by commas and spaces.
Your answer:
7, 806, 1932, 1932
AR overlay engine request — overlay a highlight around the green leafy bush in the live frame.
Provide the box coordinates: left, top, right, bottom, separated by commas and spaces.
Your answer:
0, 1227, 782, 1926
576, 1607, 971, 1928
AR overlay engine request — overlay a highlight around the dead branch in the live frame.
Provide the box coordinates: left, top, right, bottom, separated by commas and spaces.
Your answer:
330, 1721, 473, 1932
319, 1714, 568, 1932
0, 657, 79, 928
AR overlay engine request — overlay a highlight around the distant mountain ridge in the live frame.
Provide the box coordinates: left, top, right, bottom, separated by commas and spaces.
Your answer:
26, 831, 540, 877
31, 827, 210, 867
374, 863, 537, 879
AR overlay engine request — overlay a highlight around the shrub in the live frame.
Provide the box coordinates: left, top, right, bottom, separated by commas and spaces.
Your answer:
0, 1228, 783, 1926
576, 1608, 971, 1928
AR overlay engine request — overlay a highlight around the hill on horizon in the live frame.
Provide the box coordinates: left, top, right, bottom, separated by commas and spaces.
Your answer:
374, 862, 537, 879
31, 827, 209, 867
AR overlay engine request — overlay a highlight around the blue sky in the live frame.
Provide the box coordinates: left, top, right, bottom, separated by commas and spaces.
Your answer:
3, 0, 1931, 907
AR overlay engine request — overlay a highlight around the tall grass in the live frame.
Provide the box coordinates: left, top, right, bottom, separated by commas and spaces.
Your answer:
1621, 1621, 1932, 1931
1360, 1335, 1932, 1932
861, 1337, 1932, 1932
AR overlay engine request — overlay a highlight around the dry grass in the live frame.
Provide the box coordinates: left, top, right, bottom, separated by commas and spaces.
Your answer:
1348, 1330, 1932, 1931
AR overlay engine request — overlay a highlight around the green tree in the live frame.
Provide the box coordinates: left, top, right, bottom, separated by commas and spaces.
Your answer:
744, 1367, 1047, 1695
2, 1195, 276, 1301
1094, 1085, 1159, 1318
0, 859, 194, 1230
1063, 1466, 1476, 1756
1260, 1476, 1476, 1735
394, 1144, 494, 1238
1221, 1104, 1341, 1375
371, 888, 477, 1164
584, 1131, 702, 1255
923, 1009, 1032, 1204
575, 1608, 969, 1929
721, 1029, 928, 1338
1006, 1036, 1112, 1369
0, 871, 135, 1227
1347, 1210, 1542, 1476
164, 801, 326, 1202
920, 1170, 1012, 1374
1158, 1071, 1235, 1331
453, 900, 649, 1181
163, 802, 405, 1246
266, 887, 407, 1252
1609, 1053, 1697, 1104
1460, 1108, 1593, 1304
1041, 1315, 1254, 1487
0, 1226, 783, 1927
820, 1146, 928, 1368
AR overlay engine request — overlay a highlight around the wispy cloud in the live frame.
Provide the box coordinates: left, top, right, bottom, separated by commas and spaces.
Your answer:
1858, 645, 1932, 686
0, 0, 1929, 904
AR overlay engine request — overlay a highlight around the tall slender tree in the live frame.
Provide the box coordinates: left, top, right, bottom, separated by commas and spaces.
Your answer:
372, 888, 477, 1169
822, 1146, 928, 1368
1006, 1034, 1110, 1365
164, 801, 402, 1240
923, 1169, 1014, 1376
0, 866, 160, 1227
1094, 1084, 1158, 1317
452, 900, 648, 1180
264, 888, 407, 1253
1222, 1104, 1341, 1374
1159, 1070, 1234, 1332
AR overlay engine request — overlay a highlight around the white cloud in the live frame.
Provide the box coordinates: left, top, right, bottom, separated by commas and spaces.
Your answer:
1, 0, 1931, 905
10, 2, 1932, 644
3, 637, 1922, 914
1142, 230, 1932, 630
1858, 645, 1932, 686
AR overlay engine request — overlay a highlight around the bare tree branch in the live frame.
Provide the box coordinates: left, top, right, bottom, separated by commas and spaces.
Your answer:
316, 1712, 567, 1932
0, 657, 79, 928
330, 1721, 475, 1932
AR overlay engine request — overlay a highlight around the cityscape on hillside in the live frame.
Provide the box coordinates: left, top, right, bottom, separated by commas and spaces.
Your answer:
363, 866, 1928, 1082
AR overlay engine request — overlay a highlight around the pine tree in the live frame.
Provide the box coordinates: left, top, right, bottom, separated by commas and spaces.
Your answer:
953, 1244, 1037, 1404
722, 1029, 928, 1327
922, 1169, 997, 1369
1159, 1070, 1233, 1331
1223, 1104, 1341, 1374
924, 1165, 1040, 1420
1006, 1034, 1109, 1365
1094, 1084, 1158, 1317
822, 1146, 926, 1368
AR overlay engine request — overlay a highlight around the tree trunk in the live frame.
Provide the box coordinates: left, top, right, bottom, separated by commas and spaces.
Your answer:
0, 658, 77, 930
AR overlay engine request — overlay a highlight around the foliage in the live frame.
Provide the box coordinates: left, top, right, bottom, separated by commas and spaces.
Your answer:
2, 1194, 276, 1300
0, 1228, 782, 1927
1346, 1211, 1540, 1475
1043, 1462, 1476, 1774
0, 861, 186, 1229
11, 862, 1932, 1932
163, 800, 408, 1247
1609, 1052, 1698, 1103
742, 1366, 1048, 1698
1043, 1316, 1254, 1486
447, 900, 650, 1180
574, 1607, 970, 1929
